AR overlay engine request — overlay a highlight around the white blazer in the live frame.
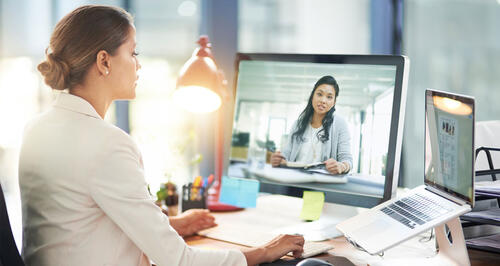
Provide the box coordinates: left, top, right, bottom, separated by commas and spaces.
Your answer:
18, 93, 246, 266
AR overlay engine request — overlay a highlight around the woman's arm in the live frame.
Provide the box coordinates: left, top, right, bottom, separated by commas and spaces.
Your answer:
335, 116, 353, 172
270, 151, 286, 167
324, 158, 349, 174
242, 234, 304, 266
280, 121, 299, 162
89, 129, 247, 266
324, 116, 353, 174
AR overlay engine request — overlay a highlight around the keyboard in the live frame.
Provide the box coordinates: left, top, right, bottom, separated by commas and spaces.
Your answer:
288, 241, 334, 258
381, 193, 454, 229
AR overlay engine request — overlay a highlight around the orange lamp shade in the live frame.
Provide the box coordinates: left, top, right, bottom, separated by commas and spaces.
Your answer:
174, 36, 223, 113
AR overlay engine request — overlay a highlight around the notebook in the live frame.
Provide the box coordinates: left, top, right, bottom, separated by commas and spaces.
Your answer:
337, 89, 475, 255
250, 165, 347, 184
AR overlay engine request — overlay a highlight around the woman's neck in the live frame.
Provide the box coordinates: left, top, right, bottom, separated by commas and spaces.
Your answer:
70, 83, 112, 119
311, 112, 325, 128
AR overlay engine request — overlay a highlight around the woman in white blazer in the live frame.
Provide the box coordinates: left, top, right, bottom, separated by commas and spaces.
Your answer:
18, 5, 304, 266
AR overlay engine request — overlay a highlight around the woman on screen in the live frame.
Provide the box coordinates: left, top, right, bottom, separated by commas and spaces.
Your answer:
270, 75, 353, 175
18, 5, 304, 266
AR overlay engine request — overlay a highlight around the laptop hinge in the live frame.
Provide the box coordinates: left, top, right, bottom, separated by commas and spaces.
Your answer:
425, 186, 467, 206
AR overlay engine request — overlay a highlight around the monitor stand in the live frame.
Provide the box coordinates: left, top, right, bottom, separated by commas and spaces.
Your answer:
371, 216, 470, 266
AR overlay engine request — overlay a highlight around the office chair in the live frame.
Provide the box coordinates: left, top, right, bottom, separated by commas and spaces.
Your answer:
460, 121, 500, 254
0, 183, 25, 266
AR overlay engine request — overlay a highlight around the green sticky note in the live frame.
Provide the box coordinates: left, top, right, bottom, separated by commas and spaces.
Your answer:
300, 191, 325, 221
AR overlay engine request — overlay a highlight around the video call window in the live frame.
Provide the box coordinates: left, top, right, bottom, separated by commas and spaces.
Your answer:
230, 60, 397, 177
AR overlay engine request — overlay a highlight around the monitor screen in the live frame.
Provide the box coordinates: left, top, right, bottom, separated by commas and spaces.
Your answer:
424, 89, 475, 206
226, 54, 409, 208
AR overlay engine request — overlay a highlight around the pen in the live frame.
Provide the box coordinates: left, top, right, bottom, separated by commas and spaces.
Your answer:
206, 174, 214, 190
193, 176, 202, 187
183, 184, 190, 201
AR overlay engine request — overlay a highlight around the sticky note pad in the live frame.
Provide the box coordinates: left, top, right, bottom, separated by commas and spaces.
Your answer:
219, 176, 260, 208
300, 191, 325, 221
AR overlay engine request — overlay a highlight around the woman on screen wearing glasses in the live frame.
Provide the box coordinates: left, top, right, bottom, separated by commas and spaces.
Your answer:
18, 5, 303, 266
270, 75, 353, 175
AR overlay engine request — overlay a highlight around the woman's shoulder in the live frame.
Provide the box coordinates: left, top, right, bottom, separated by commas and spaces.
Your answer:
333, 113, 347, 125
330, 114, 349, 134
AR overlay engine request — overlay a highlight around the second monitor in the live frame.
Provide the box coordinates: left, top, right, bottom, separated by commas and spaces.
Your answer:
227, 54, 409, 208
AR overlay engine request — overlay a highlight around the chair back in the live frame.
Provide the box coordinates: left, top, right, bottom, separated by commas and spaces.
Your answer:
0, 184, 25, 266
476, 121, 500, 175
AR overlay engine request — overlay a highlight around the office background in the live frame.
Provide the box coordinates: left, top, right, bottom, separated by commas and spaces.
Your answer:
0, 0, 499, 249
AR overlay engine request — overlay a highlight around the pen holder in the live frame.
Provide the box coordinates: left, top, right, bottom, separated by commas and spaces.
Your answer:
181, 183, 207, 212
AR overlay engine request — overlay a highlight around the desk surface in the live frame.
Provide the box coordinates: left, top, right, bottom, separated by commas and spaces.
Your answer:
185, 194, 500, 266
185, 235, 499, 266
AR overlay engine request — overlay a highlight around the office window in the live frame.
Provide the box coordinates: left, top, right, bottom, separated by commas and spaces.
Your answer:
401, 0, 500, 188
238, 0, 371, 54
130, 0, 201, 192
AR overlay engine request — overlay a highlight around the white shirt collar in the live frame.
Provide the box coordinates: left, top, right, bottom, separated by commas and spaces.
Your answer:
53, 92, 102, 120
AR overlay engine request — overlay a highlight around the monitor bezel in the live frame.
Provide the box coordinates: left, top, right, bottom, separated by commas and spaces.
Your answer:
229, 53, 409, 208
424, 89, 475, 206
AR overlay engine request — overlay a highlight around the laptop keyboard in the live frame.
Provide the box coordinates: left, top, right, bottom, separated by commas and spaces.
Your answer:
381, 193, 454, 229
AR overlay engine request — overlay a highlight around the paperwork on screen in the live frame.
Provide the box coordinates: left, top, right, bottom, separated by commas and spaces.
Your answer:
249, 165, 385, 188
250, 166, 347, 183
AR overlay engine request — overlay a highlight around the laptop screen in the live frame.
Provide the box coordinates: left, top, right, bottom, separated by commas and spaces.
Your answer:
424, 89, 475, 205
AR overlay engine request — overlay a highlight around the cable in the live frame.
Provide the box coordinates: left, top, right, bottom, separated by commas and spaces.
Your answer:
419, 228, 434, 243
345, 236, 384, 257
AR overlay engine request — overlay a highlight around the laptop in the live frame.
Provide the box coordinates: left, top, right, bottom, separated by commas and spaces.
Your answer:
337, 89, 475, 255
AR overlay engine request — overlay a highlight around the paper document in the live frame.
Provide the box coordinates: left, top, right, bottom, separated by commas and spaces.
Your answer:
475, 180, 500, 197
466, 234, 500, 253
475, 180, 500, 189
250, 165, 347, 184
282, 161, 325, 170
462, 208, 500, 223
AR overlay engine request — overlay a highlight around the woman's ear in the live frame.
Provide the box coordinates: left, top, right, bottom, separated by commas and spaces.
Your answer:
96, 50, 111, 76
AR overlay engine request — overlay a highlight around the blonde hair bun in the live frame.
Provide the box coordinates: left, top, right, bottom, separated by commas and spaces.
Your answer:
38, 52, 71, 90
37, 5, 133, 91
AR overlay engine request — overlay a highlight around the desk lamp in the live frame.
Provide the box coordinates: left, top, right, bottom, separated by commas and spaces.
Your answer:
175, 36, 240, 211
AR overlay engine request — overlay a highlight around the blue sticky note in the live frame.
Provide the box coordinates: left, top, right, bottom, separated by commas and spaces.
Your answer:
219, 176, 259, 208
219, 177, 240, 206
237, 178, 259, 208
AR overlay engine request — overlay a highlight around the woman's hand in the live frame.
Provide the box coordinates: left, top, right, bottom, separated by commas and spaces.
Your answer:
169, 209, 217, 237
242, 234, 304, 266
324, 158, 346, 174
271, 151, 286, 167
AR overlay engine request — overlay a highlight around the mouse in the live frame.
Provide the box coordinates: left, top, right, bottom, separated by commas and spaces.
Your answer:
296, 257, 333, 266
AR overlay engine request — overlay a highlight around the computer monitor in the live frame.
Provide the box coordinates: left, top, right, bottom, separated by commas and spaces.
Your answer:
226, 53, 409, 208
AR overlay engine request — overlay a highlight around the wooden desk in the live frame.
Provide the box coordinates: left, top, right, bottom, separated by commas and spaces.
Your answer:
185, 195, 500, 265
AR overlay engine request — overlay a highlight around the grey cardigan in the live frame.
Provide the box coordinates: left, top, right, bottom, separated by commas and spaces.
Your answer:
282, 114, 353, 170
